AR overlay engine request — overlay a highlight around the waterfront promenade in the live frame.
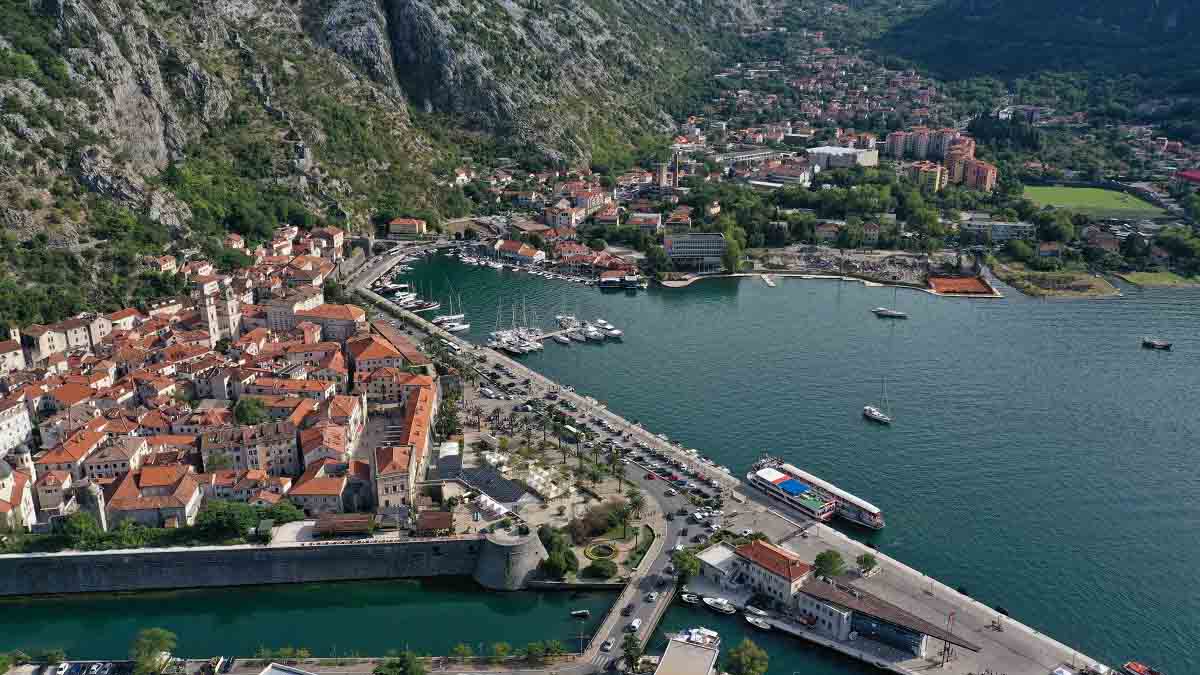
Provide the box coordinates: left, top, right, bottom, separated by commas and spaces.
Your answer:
349, 245, 1107, 675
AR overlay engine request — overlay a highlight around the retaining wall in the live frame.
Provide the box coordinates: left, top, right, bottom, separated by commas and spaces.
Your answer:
0, 534, 547, 597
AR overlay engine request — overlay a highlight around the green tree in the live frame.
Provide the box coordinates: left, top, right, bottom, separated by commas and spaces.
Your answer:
621, 633, 642, 666
724, 638, 769, 675
195, 501, 259, 540
372, 652, 425, 675
234, 397, 267, 425
626, 489, 646, 518
449, 643, 473, 661
671, 549, 701, 583
722, 237, 743, 272
522, 641, 547, 664
582, 558, 618, 578
587, 238, 607, 251
130, 628, 177, 675
61, 511, 103, 548
813, 549, 846, 578
489, 642, 512, 664
856, 552, 879, 574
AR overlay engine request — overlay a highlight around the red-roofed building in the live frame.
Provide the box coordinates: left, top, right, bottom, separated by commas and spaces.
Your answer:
388, 217, 428, 237
107, 464, 201, 527
372, 445, 411, 509
300, 421, 349, 466
288, 458, 350, 515
493, 240, 546, 264
733, 540, 813, 602
0, 463, 35, 531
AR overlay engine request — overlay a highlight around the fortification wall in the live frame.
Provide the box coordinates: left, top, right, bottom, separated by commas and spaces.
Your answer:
0, 537, 488, 597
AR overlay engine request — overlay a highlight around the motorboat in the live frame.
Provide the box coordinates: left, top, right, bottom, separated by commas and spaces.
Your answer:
554, 335, 571, 345
570, 609, 591, 619
605, 328, 623, 339
679, 593, 700, 605
1123, 662, 1164, 675
568, 331, 587, 342
595, 319, 613, 330
744, 605, 769, 617
702, 597, 736, 614
744, 614, 771, 631
1142, 338, 1171, 351
872, 307, 908, 319
863, 405, 893, 425
432, 313, 465, 325
443, 322, 471, 333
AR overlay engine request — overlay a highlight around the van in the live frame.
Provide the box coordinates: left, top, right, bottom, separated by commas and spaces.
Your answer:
627, 618, 642, 632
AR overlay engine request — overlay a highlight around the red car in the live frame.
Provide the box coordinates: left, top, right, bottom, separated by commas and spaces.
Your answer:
644, 472, 657, 480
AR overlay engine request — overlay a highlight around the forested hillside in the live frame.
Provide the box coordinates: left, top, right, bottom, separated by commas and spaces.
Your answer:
0, 0, 768, 322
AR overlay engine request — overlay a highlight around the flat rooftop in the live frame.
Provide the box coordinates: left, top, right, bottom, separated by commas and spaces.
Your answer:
800, 578, 981, 652
654, 636, 719, 675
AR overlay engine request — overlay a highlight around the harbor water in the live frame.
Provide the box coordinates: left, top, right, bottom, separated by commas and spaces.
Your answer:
404, 254, 1199, 674
4, 253, 1198, 674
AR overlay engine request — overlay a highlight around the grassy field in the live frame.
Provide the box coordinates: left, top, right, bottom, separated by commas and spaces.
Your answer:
1025, 186, 1166, 219
1118, 271, 1200, 287
990, 259, 1119, 298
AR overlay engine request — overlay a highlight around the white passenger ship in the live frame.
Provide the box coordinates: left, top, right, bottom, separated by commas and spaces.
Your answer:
747, 456, 885, 529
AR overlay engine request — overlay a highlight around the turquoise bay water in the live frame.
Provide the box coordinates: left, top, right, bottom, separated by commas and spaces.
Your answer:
407, 256, 1200, 673
0, 579, 616, 659
4, 255, 1197, 673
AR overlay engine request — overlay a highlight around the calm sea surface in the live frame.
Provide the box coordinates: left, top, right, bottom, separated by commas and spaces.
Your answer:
5, 254, 1197, 673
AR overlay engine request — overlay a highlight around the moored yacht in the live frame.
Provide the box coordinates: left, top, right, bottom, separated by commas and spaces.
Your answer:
863, 405, 892, 424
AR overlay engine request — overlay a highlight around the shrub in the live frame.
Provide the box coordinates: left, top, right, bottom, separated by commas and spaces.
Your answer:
581, 559, 617, 579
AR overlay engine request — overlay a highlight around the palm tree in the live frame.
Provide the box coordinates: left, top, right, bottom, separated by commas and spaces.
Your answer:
587, 466, 603, 487
469, 404, 485, 430
614, 503, 633, 539
626, 489, 646, 519
613, 463, 627, 492
521, 425, 534, 449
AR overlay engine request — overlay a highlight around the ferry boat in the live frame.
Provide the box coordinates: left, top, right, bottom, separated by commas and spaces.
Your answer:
1123, 662, 1163, 675
872, 307, 908, 319
748, 457, 885, 529
1141, 338, 1171, 351
702, 597, 736, 615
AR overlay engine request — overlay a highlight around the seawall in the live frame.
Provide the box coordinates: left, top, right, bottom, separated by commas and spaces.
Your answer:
0, 533, 547, 596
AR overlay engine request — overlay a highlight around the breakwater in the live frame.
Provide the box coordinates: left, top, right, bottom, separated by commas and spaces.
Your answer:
0, 532, 547, 597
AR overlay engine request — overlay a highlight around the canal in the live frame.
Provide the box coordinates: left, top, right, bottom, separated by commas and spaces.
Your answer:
0, 578, 616, 660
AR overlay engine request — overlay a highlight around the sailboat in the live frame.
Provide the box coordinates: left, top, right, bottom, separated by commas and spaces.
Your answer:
433, 293, 465, 325
872, 286, 908, 319
863, 373, 893, 425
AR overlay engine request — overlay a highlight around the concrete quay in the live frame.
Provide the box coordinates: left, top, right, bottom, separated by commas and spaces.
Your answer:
350, 246, 1107, 675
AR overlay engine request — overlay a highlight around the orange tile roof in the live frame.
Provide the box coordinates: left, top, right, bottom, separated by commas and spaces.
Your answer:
51, 383, 94, 407
37, 430, 106, 465
296, 304, 366, 322
374, 446, 411, 476
734, 540, 812, 582
347, 335, 402, 362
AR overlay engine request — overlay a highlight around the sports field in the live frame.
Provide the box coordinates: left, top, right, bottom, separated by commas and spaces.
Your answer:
1024, 186, 1166, 219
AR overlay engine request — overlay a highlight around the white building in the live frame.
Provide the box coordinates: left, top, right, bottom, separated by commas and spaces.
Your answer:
0, 398, 34, 459
959, 217, 1036, 242
664, 233, 727, 269
806, 146, 879, 170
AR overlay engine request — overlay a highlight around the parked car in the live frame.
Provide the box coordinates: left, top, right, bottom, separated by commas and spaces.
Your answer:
664, 488, 678, 496
601, 638, 615, 652
621, 603, 635, 616
645, 591, 659, 602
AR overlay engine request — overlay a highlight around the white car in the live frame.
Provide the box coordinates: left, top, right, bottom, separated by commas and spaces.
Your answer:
664, 488, 678, 496
740, 528, 754, 537
646, 591, 659, 601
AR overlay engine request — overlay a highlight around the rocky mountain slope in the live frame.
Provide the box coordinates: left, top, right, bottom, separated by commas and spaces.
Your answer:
0, 0, 765, 321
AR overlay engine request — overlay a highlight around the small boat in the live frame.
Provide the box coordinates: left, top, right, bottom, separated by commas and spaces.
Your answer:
595, 319, 613, 330
863, 405, 892, 425
568, 331, 587, 342
605, 328, 623, 339
744, 605, 769, 617
872, 307, 908, 319
1142, 338, 1171, 351
570, 609, 591, 619
702, 597, 736, 615
680, 593, 700, 605
432, 313, 465, 325
554, 335, 571, 345
744, 614, 771, 631
443, 322, 471, 333
1123, 662, 1164, 675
